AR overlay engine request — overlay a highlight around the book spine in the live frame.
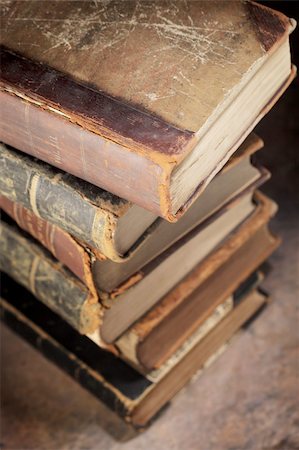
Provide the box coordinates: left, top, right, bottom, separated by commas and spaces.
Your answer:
0, 195, 98, 295
0, 220, 101, 334
0, 87, 167, 217
0, 145, 123, 261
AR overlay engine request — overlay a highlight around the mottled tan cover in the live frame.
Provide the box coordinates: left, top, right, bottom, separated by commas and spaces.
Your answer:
0, 1, 294, 219
0, 1, 292, 131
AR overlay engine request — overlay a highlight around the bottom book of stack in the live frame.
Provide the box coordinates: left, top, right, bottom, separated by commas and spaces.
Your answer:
1, 273, 268, 432
0, 191, 279, 436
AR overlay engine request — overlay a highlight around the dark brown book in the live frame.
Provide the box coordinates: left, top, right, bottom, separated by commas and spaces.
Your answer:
0, 1, 295, 219
0, 134, 267, 295
116, 222, 279, 373
1, 272, 268, 428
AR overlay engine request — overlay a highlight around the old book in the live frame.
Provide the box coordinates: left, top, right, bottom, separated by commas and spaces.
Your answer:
0, 134, 263, 262
0, 273, 268, 428
116, 223, 279, 372
92, 158, 267, 294
0, 188, 257, 342
0, 1, 295, 219
147, 296, 234, 382
0, 144, 156, 262
0, 156, 268, 296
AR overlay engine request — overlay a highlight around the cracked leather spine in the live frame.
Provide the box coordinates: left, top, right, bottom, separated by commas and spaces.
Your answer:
0, 194, 98, 295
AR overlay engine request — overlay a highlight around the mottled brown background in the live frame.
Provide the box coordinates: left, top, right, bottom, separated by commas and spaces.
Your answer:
1, 2, 298, 449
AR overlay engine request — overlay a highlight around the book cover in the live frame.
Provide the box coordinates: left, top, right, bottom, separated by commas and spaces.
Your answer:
0, 1, 295, 219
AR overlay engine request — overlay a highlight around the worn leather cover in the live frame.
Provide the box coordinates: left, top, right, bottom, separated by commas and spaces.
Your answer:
0, 1, 294, 219
0, 195, 98, 295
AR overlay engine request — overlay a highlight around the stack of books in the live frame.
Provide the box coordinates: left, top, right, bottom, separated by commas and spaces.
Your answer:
0, 1, 295, 433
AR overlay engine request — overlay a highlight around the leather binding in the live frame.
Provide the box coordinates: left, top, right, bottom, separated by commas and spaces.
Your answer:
0, 1, 295, 219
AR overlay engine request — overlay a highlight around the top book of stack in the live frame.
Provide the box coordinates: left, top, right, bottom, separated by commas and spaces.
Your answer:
0, 1, 296, 220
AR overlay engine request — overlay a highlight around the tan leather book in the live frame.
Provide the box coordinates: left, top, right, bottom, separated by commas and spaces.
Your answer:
1, 276, 268, 428
0, 1, 295, 219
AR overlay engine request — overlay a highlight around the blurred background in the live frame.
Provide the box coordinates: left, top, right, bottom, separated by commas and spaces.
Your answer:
258, 2, 299, 204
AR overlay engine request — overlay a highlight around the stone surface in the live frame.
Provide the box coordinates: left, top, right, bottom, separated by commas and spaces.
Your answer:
1, 2, 298, 449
